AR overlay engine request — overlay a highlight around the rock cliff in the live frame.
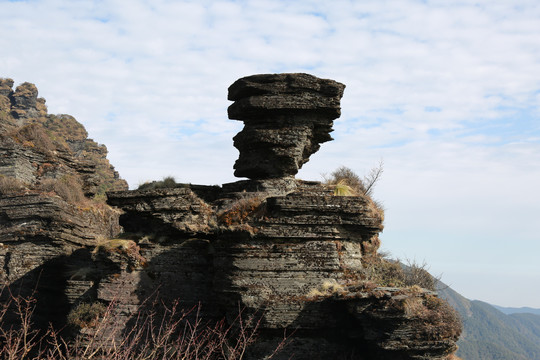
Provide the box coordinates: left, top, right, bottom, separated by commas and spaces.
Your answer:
0, 77, 127, 329
0, 75, 461, 359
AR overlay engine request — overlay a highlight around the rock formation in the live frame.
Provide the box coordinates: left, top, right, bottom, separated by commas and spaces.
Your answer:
0, 78, 127, 195
229, 73, 345, 179
0, 78, 127, 329
0, 75, 461, 359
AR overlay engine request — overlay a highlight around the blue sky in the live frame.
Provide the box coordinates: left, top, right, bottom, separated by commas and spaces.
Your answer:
1, 0, 539, 307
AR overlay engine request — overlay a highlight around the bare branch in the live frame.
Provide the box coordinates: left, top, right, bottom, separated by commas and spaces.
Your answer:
363, 159, 384, 196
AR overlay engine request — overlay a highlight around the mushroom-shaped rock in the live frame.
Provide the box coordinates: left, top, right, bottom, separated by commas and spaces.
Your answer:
228, 73, 345, 179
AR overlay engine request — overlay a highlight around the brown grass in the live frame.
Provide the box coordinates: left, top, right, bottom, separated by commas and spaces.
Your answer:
67, 302, 107, 329
363, 254, 437, 291
323, 165, 385, 222
0, 176, 27, 195
9, 123, 56, 154
218, 194, 265, 227
38, 176, 86, 204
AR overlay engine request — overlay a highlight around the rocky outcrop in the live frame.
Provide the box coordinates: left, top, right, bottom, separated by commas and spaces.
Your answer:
103, 175, 460, 359
0, 78, 127, 196
229, 73, 345, 179
0, 78, 127, 330
0, 74, 461, 359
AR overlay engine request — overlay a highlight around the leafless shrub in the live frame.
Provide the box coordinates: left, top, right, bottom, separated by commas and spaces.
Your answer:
0, 287, 288, 360
362, 159, 384, 196
363, 257, 407, 288
402, 259, 437, 291
324, 166, 365, 195
0, 287, 44, 360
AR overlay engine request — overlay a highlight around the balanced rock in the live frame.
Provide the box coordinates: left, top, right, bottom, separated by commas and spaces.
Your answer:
228, 73, 345, 179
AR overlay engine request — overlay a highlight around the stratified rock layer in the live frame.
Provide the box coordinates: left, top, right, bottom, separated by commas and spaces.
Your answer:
228, 73, 345, 179
1, 75, 461, 360
0, 78, 127, 329
106, 179, 459, 359
0, 78, 128, 195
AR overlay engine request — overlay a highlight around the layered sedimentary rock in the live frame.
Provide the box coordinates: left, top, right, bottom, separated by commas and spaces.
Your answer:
0, 78, 127, 328
0, 78, 127, 195
1, 75, 461, 359
106, 178, 459, 359
229, 73, 345, 179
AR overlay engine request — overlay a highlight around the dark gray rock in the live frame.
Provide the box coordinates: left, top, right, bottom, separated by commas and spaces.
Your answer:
0, 75, 461, 360
0, 78, 14, 97
11, 82, 40, 119
228, 73, 345, 179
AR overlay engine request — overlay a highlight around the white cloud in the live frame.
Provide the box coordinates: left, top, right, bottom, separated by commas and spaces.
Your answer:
1, 0, 540, 306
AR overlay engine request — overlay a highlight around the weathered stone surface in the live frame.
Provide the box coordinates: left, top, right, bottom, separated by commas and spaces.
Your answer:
11, 82, 40, 120
0, 80, 128, 196
345, 287, 462, 359
228, 73, 345, 118
0, 75, 461, 360
0, 78, 128, 332
0, 194, 121, 246
107, 185, 219, 236
0, 78, 14, 96
228, 73, 345, 179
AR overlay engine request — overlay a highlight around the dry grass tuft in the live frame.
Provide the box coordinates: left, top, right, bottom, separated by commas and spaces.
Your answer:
67, 302, 107, 329
307, 279, 348, 298
137, 176, 177, 190
323, 164, 385, 222
218, 194, 265, 227
363, 253, 437, 291
38, 176, 86, 204
9, 123, 56, 154
0, 176, 27, 195
93, 239, 148, 268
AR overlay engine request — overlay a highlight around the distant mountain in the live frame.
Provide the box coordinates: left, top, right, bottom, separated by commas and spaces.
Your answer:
438, 283, 540, 360
492, 305, 540, 316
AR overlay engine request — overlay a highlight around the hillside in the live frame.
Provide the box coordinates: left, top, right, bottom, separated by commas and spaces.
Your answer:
493, 305, 540, 316
438, 283, 540, 359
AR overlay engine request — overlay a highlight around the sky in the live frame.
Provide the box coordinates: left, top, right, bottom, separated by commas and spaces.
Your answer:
1, 0, 539, 308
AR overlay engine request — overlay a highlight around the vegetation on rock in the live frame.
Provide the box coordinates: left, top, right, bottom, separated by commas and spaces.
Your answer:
137, 176, 177, 190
